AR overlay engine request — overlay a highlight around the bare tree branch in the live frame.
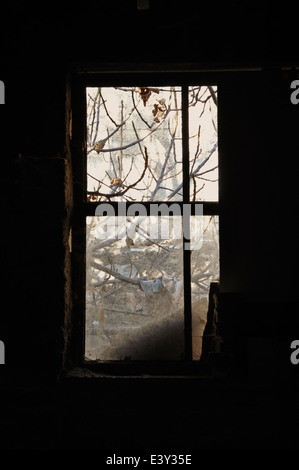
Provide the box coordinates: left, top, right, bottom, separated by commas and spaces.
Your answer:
91, 260, 143, 285
208, 86, 218, 106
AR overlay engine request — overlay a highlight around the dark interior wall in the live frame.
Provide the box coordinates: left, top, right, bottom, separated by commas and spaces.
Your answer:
218, 73, 299, 379
1, 0, 298, 368
219, 73, 299, 300
1, 1, 297, 353
0, 0, 298, 450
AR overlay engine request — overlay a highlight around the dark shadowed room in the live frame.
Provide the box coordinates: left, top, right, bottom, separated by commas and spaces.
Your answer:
0, 0, 298, 453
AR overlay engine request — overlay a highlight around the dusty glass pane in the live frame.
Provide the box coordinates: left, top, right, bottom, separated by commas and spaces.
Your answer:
191, 216, 219, 359
85, 216, 184, 361
189, 86, 218, 201
86, 87, 182, 202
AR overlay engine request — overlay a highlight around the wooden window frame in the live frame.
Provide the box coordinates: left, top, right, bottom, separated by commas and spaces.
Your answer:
69, 68, 220, 376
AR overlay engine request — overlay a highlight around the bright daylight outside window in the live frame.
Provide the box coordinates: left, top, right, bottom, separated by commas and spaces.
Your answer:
84, 85, 219, 362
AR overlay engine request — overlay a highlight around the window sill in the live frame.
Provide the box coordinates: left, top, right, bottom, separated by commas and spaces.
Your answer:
60, 358, 224, 380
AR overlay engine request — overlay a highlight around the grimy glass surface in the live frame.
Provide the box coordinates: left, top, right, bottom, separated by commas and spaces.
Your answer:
86, 86, 182, 202
191, 215, 219, 359
84, 85, 219, 361
85, 216, 185, 361
85, 215, 219, 361
189, 86, 218, 202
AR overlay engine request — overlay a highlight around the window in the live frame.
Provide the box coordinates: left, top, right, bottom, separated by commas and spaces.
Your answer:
71, 72, 219, 372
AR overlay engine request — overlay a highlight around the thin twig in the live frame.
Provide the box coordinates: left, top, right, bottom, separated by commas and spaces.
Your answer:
87, 147, 149, 199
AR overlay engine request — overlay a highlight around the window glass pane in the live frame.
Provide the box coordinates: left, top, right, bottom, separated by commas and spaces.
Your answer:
191, 215, 219, 359
85, 215, 184, 361
189, 86, 218, 201
86, 87, 182, 202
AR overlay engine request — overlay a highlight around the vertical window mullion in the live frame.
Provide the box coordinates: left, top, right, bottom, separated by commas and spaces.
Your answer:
182, 85, 190, 201
182, 85, 192, 361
